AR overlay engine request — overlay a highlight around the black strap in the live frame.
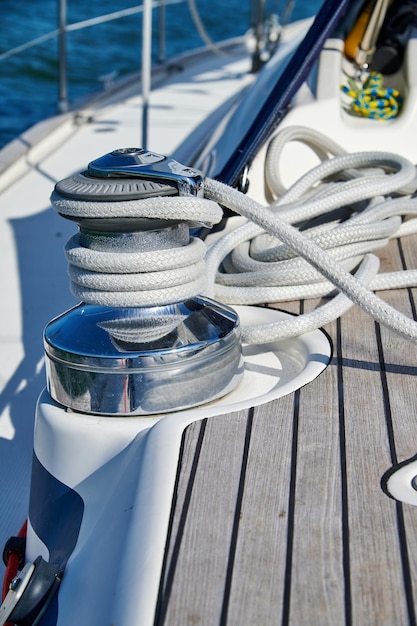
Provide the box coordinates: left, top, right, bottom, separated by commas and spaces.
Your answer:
2, 535, 26, 570
216, 0, 352, 187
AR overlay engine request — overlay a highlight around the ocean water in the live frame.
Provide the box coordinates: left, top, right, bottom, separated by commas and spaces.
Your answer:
0, 0, 323, 149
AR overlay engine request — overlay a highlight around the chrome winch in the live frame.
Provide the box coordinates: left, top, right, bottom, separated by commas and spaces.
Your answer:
44, 149, 243, 416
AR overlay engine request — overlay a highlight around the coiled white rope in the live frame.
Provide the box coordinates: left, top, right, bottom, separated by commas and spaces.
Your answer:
50, 194, 223, 307
50, 192, 222, 225
50, 126, 417, 344
204, 126, 417, 342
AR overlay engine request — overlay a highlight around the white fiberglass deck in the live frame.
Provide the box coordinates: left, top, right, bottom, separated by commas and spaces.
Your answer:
0, 43, 252, 575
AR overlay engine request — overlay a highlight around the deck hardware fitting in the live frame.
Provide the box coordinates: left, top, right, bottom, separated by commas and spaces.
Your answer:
45, 149, 244, 416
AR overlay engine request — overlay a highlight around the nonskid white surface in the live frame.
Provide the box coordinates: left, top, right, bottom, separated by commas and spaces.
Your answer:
169, 305, 331, 419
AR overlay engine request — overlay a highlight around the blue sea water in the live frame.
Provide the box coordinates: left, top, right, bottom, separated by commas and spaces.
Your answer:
0, 0, 323, 149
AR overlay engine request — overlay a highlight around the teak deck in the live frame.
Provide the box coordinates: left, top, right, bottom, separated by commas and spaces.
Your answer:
155, 235, 417, 625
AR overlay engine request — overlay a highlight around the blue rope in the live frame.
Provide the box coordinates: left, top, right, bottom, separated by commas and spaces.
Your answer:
341, 71, 403, 120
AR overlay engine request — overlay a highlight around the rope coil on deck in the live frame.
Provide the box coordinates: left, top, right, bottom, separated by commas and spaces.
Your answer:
51, 126, 417, 343
204, 126, 417, 342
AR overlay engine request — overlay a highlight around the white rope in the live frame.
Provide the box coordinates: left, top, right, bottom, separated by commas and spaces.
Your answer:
203, 124, 417, 342
50, 192, 222, 307
51, 125, 417, 344
65, 233, 206, 273
50, 192, 222, 226
241, 255, 380, 343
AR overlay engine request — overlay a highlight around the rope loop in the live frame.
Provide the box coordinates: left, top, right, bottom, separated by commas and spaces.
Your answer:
204, 126, 417, 343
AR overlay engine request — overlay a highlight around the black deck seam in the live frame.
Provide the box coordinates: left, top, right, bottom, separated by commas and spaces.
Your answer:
220, 407, 254, 626
337, 358, 417, 376
337, 317, 352, 626
154, 418, 208, 626
281, 300, 305, 626
280, 387, 299, 626
375, 321, 416, 626
397, 238, 417, 322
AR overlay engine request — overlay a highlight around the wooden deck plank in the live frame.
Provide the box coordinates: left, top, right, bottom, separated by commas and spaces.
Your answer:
340, 307, 410, 625
334, 239, 417, 624
225, 395, 295, 624
156, 239, 417, 625
287, 343, 346, 625
157, 410, 251, 625
377, 236, 417, 619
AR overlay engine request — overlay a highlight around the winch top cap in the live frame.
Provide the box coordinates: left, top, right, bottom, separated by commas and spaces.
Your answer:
87, 148, 205, 197
54, 170, 178, 202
